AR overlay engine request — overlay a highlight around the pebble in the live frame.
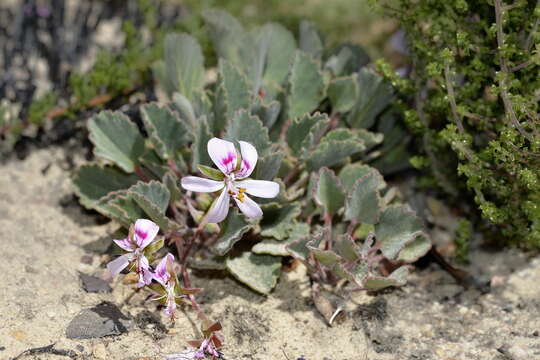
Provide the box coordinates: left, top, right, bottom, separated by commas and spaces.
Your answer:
92, 343, 107, 359
79, 272, 112, 293
66, 302, 133, 339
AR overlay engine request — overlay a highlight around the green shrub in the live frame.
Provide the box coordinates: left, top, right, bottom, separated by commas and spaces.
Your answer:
382, 0, 540, 248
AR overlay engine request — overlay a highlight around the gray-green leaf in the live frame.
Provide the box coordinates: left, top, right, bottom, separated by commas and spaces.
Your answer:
226, 252, 282, 294
141, 103, 188, 160
345, 169, 385, 224
314, 167, 345, 217
212, 210, 252, 256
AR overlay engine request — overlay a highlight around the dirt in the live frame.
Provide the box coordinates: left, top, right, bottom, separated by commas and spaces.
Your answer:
1, 147, 539, 360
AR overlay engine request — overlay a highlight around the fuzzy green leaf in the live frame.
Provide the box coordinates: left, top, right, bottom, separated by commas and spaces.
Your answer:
286, 229, 325, 261
198, 165, 225, 181
226, 252, 282, 294
306, 138, 365, 170
347, 68, 393, 129
202, 9, 246, 67
309, 247, 341, 267
334, 234, 360, 261
339, 163, 374, 192
363, 266, 408, 291
73, 164, 139, 209
141, 103, 188, 160
164, 33, 205, 100
128, 181, 171, 231
191, 116, 213, 169
252, 223, 310, 256
252, 100, 281, 129
287, 112, 330, 157
287, 51, 326, 120
255, 149, 283, 181
138, 149, 170, 179
190, 255, 227, 270
345, 169, 384, 224
225, 109, 271, 155
299, 20, 324, 60
375, 205, 424, 259
172, 93, 197, 130
215, 59, 251, 132
328, 74, 359, 113
397, 235, 432, 262
162, 171, 182, 204
314, 167, 345, 217
260, 203, 301, 240
212, 210, 252, 256
259, 23, 297, 93
88, 111, 145, 173
97, 192, 144, 228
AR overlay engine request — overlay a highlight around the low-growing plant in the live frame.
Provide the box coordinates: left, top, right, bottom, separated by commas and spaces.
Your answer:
73, 9, 431, 357
379, 0, 540, 248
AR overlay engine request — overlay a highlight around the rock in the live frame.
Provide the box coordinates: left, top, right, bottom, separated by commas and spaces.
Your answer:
79, 272, 112, 293
66, 302, 133, 339
92, 343, 107, 359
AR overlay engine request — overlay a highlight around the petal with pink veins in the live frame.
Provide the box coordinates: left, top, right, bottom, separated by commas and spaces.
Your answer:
233, 194, 263, 218
137, 255, 153, 287
133, 219, 159, 249
181, 176, 224, 193
164, 297, 177, 318
154, 253, 174, 285
107, 254, 131, 277
207, 137, 237, 175
113, 237, 136, 252
238, 179, 279, 198
236, 141, 258, 178
205, 189, 230, 223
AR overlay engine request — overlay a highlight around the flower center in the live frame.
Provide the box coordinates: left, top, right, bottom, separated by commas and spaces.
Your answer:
225, 176, 247, 203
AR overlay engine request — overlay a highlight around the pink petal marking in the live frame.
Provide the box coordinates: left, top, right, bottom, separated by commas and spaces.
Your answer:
221, 152, 237, 174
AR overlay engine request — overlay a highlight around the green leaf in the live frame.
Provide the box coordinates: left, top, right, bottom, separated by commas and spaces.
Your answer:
375, 205, 424, 259
339, 163, 374, 192
202, 9, 246, 68
97, 192, 144, 228
88, 111, 145, 173
253, 100, 281, 129
145, 237, 165, 256
286, 229, 325, 261
138, 149, 169, 179
334, 235, 360, 262
306, 138, 365, 170
128, 181, 171, 231
309, 247, 341, 267
190, 255, 227, 270
260, 203, 301, 240
347, 68, 393, 129
198, 165, 225, 181
191, 116, 213, 169
73, 164, 139, 209
225, 109, 271, 155
299, 20, 324, 60
397, 235, 432, 262
345, 169, 385, 224
363, 266, 408, 291
172, 93, 196, 130
164, 33, 205, 100
226, 252, 282, 294
325, 44, 370, 77
255, 148, 283, 180
212, 210, 252, 256
141, 103, 188, 160
287, 51, 326, 120
162, 171, 182, 204
328, 74, 359, 113
215, 60, 252, 132
259, 23, 297, 93
314, 168, 345, 217
252, 223, 310, 256
287, 112, 330, 157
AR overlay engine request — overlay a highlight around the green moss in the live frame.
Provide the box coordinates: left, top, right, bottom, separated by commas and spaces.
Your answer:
382, 0, 540, 248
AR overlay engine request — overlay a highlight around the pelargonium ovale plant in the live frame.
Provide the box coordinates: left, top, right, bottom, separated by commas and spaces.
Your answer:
73, 9, 432, 358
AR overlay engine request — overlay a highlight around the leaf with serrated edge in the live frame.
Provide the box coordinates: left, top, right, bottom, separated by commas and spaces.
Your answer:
339, 163, 373, 192
191, 116, 213, 169
328, 74, 359, 113
164, 33, 205, 100
88, 111, 145, 173
253, 100, 281, 129
375, 205, 424, 260
255, 149, 283, 181
299, 20, 323, 60
226, 252, 281, 294
363, 266, 408, 291
73, 164, 139, 209
190, 255, 227, 270
287, 112, 329, 157
286, 228, 325, 261
287, 51, 326, 120
314, 167, 345, 217
215, 59, 251, 132
225, 109, 271, 155
397, 234, 432, 262
345, 169, 384, 224
306, 139, 365, 170
334, 234, 360, 261
212, 210, 252, 256
252, 223, 309, 256
141, 103, 188, 160
128, 181, 171, 231
260, 204, 301, 240
162, 171, 182, 204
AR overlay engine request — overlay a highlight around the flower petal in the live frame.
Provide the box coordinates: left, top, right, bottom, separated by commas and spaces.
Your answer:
233, 194, 263, 218
113, 237, 135, 252
207, 137, 237, 175
205, 189, 230, 223
237, 179, 280, 198
181, 176, 224, 193
164, 297, 177, 318
137, 255, 153, 287
154, 253, 174, 285
236, 141, 258, 178
133, 219, 160, 249
107, 254, 130, 277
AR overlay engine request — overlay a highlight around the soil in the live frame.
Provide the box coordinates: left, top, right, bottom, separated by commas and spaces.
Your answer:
1, 147, 539, 360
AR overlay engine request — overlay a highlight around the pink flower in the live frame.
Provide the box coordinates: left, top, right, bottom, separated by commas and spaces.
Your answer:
153, 253, 178, 318
106, 219, 159, 287
181, 138, 279, 223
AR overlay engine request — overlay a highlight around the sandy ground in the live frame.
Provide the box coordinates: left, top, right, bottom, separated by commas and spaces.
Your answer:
1, 147, 539, 360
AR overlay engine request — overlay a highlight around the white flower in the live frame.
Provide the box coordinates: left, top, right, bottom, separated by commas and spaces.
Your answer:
181, 138, 279, 223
